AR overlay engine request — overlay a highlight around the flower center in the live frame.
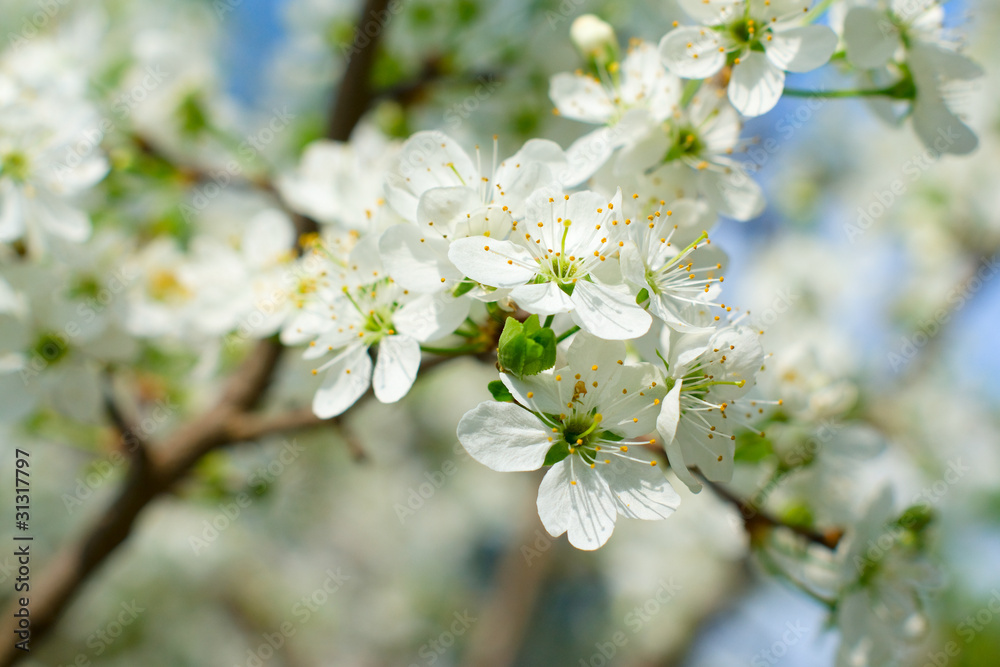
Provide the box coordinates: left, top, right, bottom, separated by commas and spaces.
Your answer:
32, 332, 70, 366
2, 152, 29, 182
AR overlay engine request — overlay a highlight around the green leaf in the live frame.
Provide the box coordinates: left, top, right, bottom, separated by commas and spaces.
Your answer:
487, 380, 514, 403
543, 440, 571, 466
636, 288, 649, 305
497, 315, 557, 376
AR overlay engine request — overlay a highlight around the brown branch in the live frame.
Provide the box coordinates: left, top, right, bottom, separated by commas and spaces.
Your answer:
0, 0, 395, 658
461, 495, 559, 667
700, 475, 842, 550
327, 0, 392, 141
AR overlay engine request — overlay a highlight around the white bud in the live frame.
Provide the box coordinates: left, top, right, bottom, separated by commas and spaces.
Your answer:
570, 15, 617, 58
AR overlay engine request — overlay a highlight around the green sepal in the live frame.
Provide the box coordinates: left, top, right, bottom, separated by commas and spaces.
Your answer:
487, 380, 514, 403
543, 440, 571, 467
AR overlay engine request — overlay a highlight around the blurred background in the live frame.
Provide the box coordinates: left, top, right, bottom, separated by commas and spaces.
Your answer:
1, 0, 999, 665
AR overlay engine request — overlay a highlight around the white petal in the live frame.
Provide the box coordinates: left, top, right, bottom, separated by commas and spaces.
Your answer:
728, 51, 785, 117
379, 223, 462, 292
537, 457, 617, 550
415, 186, 482, 235
494, 139, 567, 213
843, 7, 900, 69
33, 191, 91, 243
658, 27, 726, 80
566, 331, 626, 373
911, 98, 978, 156
699, 169, 766, 221
656, 379, 683, 449
0, 356, 36, 422
373, 334, 420, 403
549, 72, 614, 124
602, 449, 681, 520
618, 241, 648, 287
561, 128, 616, 187
457, 401, 552, 471
312, 345, 372, 418
570, 280, 651, 340
618, 43, 682, 120
394, 292, 470, 342
385, 131, 477, 220
766, 25, 838, 73
678, 0, 742, 25
659, 380, 702, 493
243, 209, 295, 268
448, 237, 536, 287
0, 180, 24, 242
510, 282, 575, 315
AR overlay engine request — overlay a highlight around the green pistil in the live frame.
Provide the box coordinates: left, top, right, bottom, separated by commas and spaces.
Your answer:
2, 152, 29, 182
662, 231, 709, 271
32, 332, 70, 365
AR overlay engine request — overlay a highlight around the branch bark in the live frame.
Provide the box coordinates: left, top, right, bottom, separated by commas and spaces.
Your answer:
701, 476, 843, 550
0, 0, 397, 658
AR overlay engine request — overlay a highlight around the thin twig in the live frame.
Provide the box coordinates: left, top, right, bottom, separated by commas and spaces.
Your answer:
699, 475, 842, 550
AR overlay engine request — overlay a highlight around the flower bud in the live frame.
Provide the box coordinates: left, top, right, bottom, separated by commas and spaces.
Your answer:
570, 15, 618, 63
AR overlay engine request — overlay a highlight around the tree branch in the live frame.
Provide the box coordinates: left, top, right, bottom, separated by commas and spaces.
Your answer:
0, 0, 394, 659
326, 0, 392, 141
700, 476, 843, 550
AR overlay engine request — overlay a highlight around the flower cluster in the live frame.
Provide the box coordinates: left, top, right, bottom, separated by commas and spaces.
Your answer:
0, 1, 985, 663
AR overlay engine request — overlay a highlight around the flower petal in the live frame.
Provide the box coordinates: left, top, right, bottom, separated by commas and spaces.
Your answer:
537, 457, 617, 550
457, 401, 552, 471
658, 26, 727, 80
394, 292, 470, 342
728, 51, 785, 117
373, 334, 420, 403
510, 281, 575, 315
570, 280, 651, 340
561, 127, 617, 187
312, 345, 372, 418
766, 25, 838, 73
448, 237, 537, 287
549, 72, 615, 124
699, 168, 766, 221
379, 223, 462, 292
602, 448, 681, 520
843, 7, 900, 69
